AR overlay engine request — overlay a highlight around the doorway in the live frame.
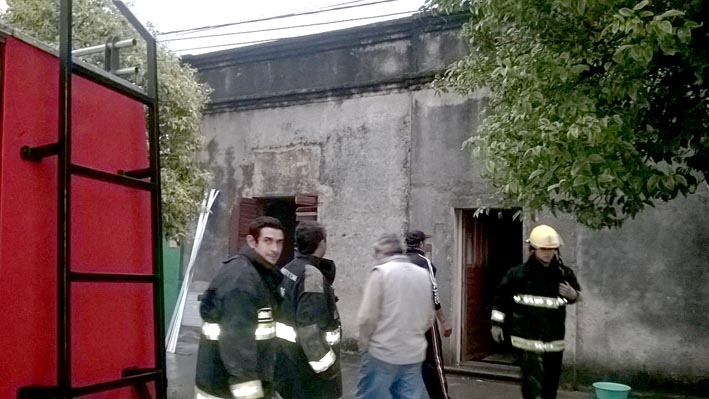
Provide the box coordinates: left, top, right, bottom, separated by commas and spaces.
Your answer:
461, 208, 523, 364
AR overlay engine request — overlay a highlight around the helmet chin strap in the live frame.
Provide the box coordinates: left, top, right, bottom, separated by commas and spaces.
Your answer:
533, 248, 560, 266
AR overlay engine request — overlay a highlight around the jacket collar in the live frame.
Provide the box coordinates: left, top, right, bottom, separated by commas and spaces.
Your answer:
295, 252, 337, 284
374, 254, 410, 266
224, 246, 275, 272
406, 247, 425, 256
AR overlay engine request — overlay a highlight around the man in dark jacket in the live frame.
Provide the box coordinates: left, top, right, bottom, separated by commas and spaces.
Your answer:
195, 216, 285, 399
275, 221, 342, 399
405, 230, 452, 399
490, 224, 581, 399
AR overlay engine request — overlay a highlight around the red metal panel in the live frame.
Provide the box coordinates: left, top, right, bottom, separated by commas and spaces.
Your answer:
69, 74, 154, 394
0, 37, 60, 399
0, 36, 154, 398
69, 71, 150, 275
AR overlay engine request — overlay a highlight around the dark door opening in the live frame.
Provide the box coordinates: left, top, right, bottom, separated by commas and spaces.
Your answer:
461, 208, 522, 364
229, 195, 318, 268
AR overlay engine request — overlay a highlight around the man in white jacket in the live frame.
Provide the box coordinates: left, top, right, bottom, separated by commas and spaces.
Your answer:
356, 234, 435, 399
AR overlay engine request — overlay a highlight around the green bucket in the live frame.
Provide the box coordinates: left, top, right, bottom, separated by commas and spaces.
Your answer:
593, 382, 631, 399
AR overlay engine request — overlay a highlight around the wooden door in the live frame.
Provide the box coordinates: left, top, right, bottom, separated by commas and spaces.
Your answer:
229, 197, 263, 256
462, 209, 522, 362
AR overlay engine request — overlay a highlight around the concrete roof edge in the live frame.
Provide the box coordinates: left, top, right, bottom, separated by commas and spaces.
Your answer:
182, 12, 469, 68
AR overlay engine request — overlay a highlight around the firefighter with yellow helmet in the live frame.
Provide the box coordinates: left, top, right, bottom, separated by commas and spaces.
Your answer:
490, 224, 581, 399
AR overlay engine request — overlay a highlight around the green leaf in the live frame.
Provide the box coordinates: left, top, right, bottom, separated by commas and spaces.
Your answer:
577, 0, 587, 15
677, 26, 692, 43
619, 8, 634, 17
647, 175, 660, 190
639, 45, 654, 65
598, 174, 615, 183
613, 44, 633, 63
658, 20, 674, 34
588, 154, 604, 163
674, 174, 688, 187
661, 176, 675, 191
529, 169, 544, 180
571, 64, 590, 74
659, 37, 677, 55
657, 10, 684, 19
633, 0, 649, 11
573, 176, 591, 187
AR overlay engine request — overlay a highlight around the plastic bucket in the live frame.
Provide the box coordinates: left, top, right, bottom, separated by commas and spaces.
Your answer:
593, 382, 631, 399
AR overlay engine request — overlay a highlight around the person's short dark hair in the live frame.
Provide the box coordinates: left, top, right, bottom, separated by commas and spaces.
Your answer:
248, 216, 284, 241
405, 230, 431, 246
374, 233, 403, 256
295, 221, 326, 255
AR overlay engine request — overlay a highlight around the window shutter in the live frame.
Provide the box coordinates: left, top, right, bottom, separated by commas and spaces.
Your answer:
295, 195, 318, 222
229, 197, 263, 255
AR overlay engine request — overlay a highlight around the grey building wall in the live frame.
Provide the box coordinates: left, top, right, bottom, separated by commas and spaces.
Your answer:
185, 14, 709, 394
407, 89, 488, 364
574, 191, 709, 393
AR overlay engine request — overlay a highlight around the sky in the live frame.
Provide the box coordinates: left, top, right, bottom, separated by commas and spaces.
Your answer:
0, 0, 428, 55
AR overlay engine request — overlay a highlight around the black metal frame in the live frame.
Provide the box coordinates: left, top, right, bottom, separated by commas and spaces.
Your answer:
17, 1, 165, 398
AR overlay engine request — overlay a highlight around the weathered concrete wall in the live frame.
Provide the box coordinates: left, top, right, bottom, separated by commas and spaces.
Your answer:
575, 190, 709, 394
198, 94, 413, 341
186, 13, 709, 394
407, 89, 488, 363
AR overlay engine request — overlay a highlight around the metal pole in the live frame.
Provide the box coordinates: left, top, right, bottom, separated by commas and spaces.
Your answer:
72, 38, 136, 57
58, 0, 73, 398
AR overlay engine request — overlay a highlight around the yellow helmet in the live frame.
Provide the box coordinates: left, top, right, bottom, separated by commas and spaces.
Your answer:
527, 225, 562, 249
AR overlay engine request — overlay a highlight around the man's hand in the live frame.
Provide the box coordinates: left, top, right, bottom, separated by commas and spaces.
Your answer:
436, 309, 453, 337
559, 282, 578, 301
441, 319, 453, 337
491, 325, 504, 343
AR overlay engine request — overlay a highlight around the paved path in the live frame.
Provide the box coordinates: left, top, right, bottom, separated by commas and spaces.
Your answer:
167, 327, 705, 399
167, 327, 589, 399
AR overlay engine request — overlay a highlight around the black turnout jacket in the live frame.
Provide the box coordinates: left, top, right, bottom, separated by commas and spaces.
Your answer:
274, 253, 342, 399
195, 247, 282, 398
491, 255, 581, 353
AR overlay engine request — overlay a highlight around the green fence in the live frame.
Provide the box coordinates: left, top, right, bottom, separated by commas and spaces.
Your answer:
163, 238, 181, 330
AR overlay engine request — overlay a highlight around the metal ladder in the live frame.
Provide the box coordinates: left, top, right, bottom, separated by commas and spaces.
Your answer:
17, 1, 166, 398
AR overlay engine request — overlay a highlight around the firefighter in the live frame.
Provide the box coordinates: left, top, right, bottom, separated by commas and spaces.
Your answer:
274, 221, 342, 399
194, 216, 285, 399
490, 224, 581, 399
